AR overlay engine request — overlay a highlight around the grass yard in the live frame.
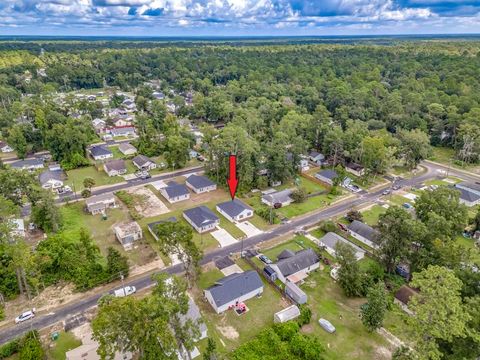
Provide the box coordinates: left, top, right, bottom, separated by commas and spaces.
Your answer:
276, 193, 342, 218
423, 177, 462, 187
59, 202, 157, 266
65, 165, 123, 191
429, 146, 480, 174
361, 205, 387, 226
455, 235, 480, 263
47, 331, 82, 360
385, 194, 414, 207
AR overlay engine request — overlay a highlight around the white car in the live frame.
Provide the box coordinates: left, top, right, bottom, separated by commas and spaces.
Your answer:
113, 286, 136, 298
319, 318, 336, 333
15, 309, 35, 324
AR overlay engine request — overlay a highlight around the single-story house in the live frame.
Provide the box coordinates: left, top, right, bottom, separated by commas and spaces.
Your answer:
103, 159, 127, 177
394, 285, 419, 316
274, 305, 301, 323
132, 155, 157, 171
89, 145, 113, 161
309, 151, 325, 165
0, 141, 14, 153
261, 189, 294, 208
91, 118, 106, 131
114, 221, 143, 250
112, 118, 132, 127
39, 169, 65, 190
85, 193, 116, 215
110, 126, 136, 137
160, 181, 190, 203
315, 169, 338, 186
204, 271, 264, 314
122, 99, 136, 111
269, 248, 320, 284
118, 143, 137, 156
147, 217, 177, 240
185, 175, 217, 194
216, 199, 253, 223
183, 206, 220, 233
152, 91, 165, 100
182, 296, 208, 341
66, 331, 132, 360
10, 158, 44, 171
346, 163, 365, 177
319, 232, 365, 260
454, 182, 480, 207
347, 220, 380, 249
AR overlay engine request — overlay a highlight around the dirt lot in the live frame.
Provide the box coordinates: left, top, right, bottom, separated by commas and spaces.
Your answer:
128, 186, 169, 217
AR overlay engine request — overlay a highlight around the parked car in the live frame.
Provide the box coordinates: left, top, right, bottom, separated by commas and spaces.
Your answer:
259, 255, 272, 264
382, 189, 391, 195
392, 184, 401, 190
347, 184, 361, 193
197, 155, 206, 162
402, 202, 413, 209
113, 286, 136, 298
318, 318, 336, 333
337, 223, 348, 232
15, 309, 35, 324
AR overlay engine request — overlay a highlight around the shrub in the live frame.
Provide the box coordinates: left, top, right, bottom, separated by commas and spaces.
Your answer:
291, 187, 307, 203
321, 220, 337, 233
0, 339, 19, 358
297, 305, 312, 327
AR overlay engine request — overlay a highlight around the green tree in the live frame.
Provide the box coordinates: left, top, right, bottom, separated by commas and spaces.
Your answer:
164, 135, 190, 169
31, 191, 62, 233
203, 338, 218, 360
291, 187, 307, 203
83, 177, 95, 190
360, 282, 388, 332
106, 247, 129, 279
335, 242, 362, 297
397, 129, 431, 169
8, 125, 28, 159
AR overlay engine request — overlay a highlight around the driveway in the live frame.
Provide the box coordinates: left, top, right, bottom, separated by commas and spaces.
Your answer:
211, 227, 238, 247
235, 221, 263, 237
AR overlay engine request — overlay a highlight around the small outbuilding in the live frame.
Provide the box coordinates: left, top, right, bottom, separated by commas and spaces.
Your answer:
285, 281, 308, 304
274, 305, 301, 323
114, 221, 143, 250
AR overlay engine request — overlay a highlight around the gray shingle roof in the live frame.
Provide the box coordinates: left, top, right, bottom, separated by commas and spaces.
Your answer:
11, 158, 44, 169
347, 220, 380, 244
111, 127, 135, 136
186, 175, 215, 190
320, 232, 366, 257
456, 187, 480, 202
163, 181, 189, 198
39, 169, 65, 185
217, 199, 252, 217
132, 155, 154, 167
274, 248, 319, 277
183, 206, 219, 228
316, 169, 338, 180
104, 159, 126, 172
262, 189, 293, 204
457, 181, 480, 193
206, 271, 263, 307
89, 145, 112, 157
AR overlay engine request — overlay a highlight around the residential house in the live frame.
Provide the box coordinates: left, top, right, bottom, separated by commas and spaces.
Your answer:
345, 163, 365, 177
347, 220, 380, 249
0, 141, 13, 153
103, 159, 127, 177
91, 118, 106, 132
147, 217, 177, 240
314, 169, 338, 186
114, 221, 143, 250
216, 199, 253, 223
66, 330, 132, 360
122, 98, 136, 111
183, 206, 220, 233
110, 126, 136, 138
39, 169, 65, 191
10, 158, 44, 171
204, 271, 264, 314
152, 91, 165, 100
118, 143, 137, 156
85, 193, 116, 215
186, 174, 217, 194
455, 182, 480, 207
269, 248, 320, 284
261, 189, 294, 208
160, 181, 190, 203
309, 151, 325, 165
132, 155, 157, 171
182, 296, 208, 341
319, 232, 365, 260
286, 153, 309, 171
112, 118, 132, 127
89, 145, 113, 161
394, 285, 419, 316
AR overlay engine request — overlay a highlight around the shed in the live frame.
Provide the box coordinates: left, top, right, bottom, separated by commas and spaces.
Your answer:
263, 266, 277, 281
274, 305, 301, 323
285, 281, 308, 304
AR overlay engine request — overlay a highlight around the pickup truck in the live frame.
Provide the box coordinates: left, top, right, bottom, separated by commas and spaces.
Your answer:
113, 286, 136, 298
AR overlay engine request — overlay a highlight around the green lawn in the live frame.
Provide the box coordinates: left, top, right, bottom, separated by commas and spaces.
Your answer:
386, 194, 414, 207
276, 193, 343, 218
65, 165, 123, 191
429, 146, 480, 173
47, 331, 82, 360
361, 205, 387, 226
455, 235, 480, 263
424, 177, 462, 187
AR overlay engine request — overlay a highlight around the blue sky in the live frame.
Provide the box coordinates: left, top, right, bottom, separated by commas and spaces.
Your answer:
0, 0, 479, 36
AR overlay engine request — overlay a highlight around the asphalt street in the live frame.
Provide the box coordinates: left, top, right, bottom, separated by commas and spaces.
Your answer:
0, 161, 475, 344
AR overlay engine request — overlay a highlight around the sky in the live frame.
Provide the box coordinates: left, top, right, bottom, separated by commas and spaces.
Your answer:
0, 0, 479, 36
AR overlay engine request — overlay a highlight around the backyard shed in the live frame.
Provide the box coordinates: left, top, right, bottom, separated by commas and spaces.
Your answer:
274, 305, 301, 323
285, 281, 308, 304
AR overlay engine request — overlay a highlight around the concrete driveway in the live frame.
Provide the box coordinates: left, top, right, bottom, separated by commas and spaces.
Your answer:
235, 221, 263, 237
211, 227, 238, 247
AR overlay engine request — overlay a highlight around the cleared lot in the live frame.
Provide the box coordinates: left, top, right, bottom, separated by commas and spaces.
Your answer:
235, 221, 263, 237
211, 227, 238, 247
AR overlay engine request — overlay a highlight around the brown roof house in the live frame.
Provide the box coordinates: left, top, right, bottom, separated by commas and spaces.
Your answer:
114, 221, 143, 250
394, 285, 419, 315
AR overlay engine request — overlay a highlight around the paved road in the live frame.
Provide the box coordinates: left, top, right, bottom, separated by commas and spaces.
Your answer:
0, 161, 474, 344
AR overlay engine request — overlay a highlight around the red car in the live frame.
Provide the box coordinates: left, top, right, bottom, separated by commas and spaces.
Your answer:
337, 223, 348, 232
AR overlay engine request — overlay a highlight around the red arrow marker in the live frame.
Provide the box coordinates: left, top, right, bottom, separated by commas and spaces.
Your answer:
227, 154, 238, 200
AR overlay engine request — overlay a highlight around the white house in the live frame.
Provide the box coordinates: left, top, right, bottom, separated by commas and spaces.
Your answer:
319, 232, 365, 260
314, 169, 338, 186
204, 271, 264, 314
0, 141, 14, 153
160, 181, 190, 203
455, 182, 480, 207
114, 221, 143, 250
347, 220, 380, 249
185, 175, 217, 194
261, 189, 294, 208
10, 159, 44, 172
216, 199, 253, 223
183, 206, 220, 233
308, 151, 325, 165
118, 143, 137, 156
132, 155, 157, 171
345, 163, 365, 177
85, 193, 117, 215
89, 145, 113, 161
103, 159, 127, 177
269, 248, 320, 284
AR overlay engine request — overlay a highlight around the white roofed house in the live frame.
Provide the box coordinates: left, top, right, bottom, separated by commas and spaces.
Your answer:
261, 189, 294, 208
269, 248, 320, 284
118, 143, 137, 156
160, 181, 190, 203
103, 159, 127, 177
185, 175, 217, 194
347, 220, 381, 249
114, 221, 142, 250
319, 232, 365, 260
85, 193, 117, 215
216, 199, 253, 223
132, 155, 157, 171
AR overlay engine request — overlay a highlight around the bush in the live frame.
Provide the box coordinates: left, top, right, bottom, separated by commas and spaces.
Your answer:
321, 220, 337, 233
0, 304, 4, 321
297, 305, 312, 327
291, 187, 307, 203
345, 209, 363, 222
18, 331, 45, 360
81, 189, 92, 198
0, 339, 19, 358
